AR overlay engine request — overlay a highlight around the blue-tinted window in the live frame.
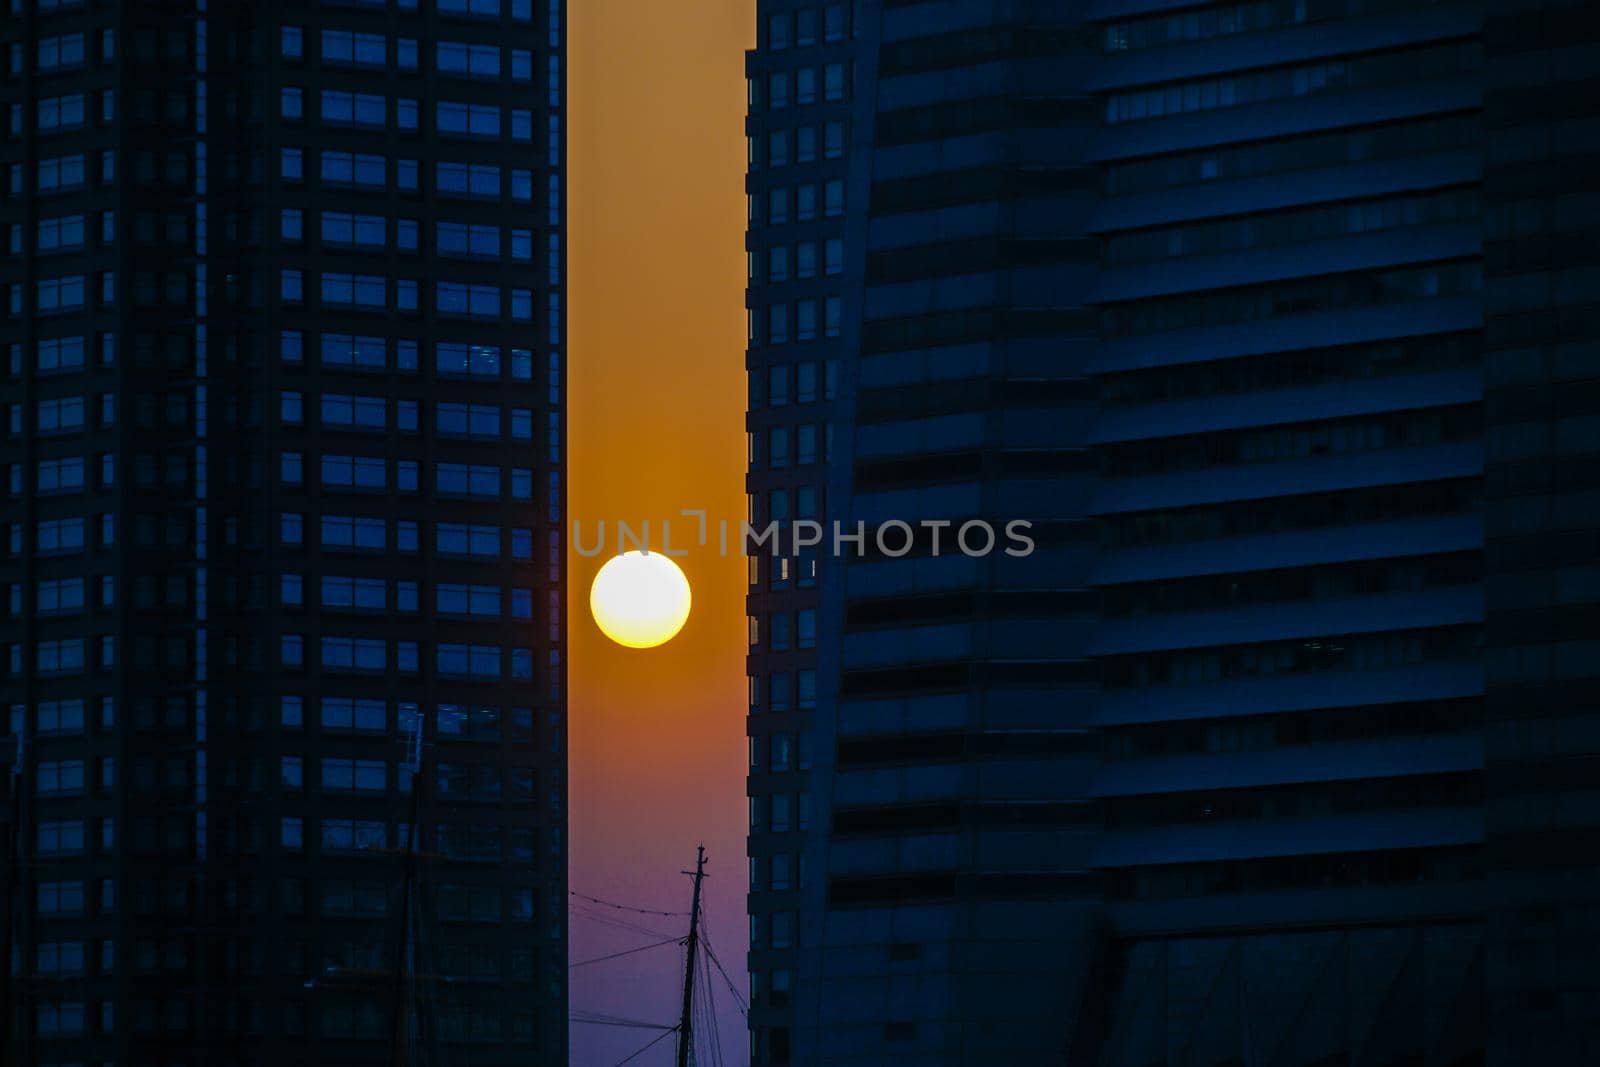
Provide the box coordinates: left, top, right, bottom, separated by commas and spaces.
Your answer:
320, 454, 386, 491
321, 273, 386, 308
37, 336, 87, 374
321, 515, 386, 551
37, 154, 86, 193
437, 222, 499, 259
437, 402, 500, 440
321, 90, 386, 128
436, 343, 500, 379
321, 576, 386, 611
321, 29, 386, 67
436, 463, 500, 498
321, 212, 386, 248
437, 101, 500, 138
38, 93, 87, 132
435, 282, 499, 319
36, 276, 85, 314
437, 584, 500, 617
437, 644, 501, 679
321, 151, 386, 189
438, 41, 499, 78
437, 523, 500, 558
321, 394, 386, 430
509, 649, 533, 680
321, 333, 387, 372
510, 469, 533, 500
37, 32, 86, 72
322, 638, 386, 673
322, 697, 385, 732
436, 161, 500, 199
37, 215, 85, 253
438, 0, 501, 19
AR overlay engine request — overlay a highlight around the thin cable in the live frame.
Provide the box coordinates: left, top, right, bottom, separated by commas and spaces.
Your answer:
567, 908, 680, 940
570, 936, 684, 969
612, 1025, 678, 1066
570, 903, 681, 940
699, 931, 750, 1017
690, 942, 708, 1067
570, 1012, 676, 1031
703, 922, 726, 1067
572, 889, 690, 917
698, 929, 725, 1067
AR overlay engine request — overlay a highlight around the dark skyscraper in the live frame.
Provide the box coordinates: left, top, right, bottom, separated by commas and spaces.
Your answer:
746, 1, 1596, 1064
2, 1, 566, 1063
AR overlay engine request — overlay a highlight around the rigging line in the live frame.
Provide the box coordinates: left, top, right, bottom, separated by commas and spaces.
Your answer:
570, 917, 679, 943
689, 901, 717, 1067
570, 1016, 677, 1031
699, 945, 750, 1018
571, 889, 690, 918
701, 929, 726, 1067
698, 932, 750, 1017
569, 904, 681, 939
572, 1009, 676, 1025
570, 936, 685, 969
611, 1024, 678, 1066
698, 928, 748, 1014
694, 942, 718, 1067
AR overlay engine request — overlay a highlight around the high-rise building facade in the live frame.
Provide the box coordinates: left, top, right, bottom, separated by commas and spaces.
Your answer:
0, 1, 567, 1063
745, 0, 1596, 1064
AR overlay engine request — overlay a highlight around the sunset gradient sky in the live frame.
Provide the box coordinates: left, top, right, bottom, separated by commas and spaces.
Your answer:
569, 1, 754, 1062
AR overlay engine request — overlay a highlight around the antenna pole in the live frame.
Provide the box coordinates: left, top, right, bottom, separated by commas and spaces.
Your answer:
675, 846, 707, 1067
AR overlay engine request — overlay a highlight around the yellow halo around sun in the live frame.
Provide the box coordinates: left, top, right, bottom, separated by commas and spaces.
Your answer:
588, 551, 693, 649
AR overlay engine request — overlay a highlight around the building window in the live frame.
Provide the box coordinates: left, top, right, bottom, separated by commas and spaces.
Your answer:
321, 90, 387, 128
437, 101, 501, 138
437, 41, 501, 78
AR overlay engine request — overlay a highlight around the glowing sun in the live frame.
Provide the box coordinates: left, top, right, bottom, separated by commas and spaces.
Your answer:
588, 551, 692, 649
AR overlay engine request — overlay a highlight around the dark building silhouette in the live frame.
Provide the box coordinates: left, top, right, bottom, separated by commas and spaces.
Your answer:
1, 1, 566, 1063
744, 0, 1597, 1064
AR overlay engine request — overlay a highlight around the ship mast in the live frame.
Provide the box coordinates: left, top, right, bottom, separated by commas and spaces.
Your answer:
675, 846, 707, 1067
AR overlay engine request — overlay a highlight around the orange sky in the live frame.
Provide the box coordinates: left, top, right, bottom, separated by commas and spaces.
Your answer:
568, 0, 754, 1061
